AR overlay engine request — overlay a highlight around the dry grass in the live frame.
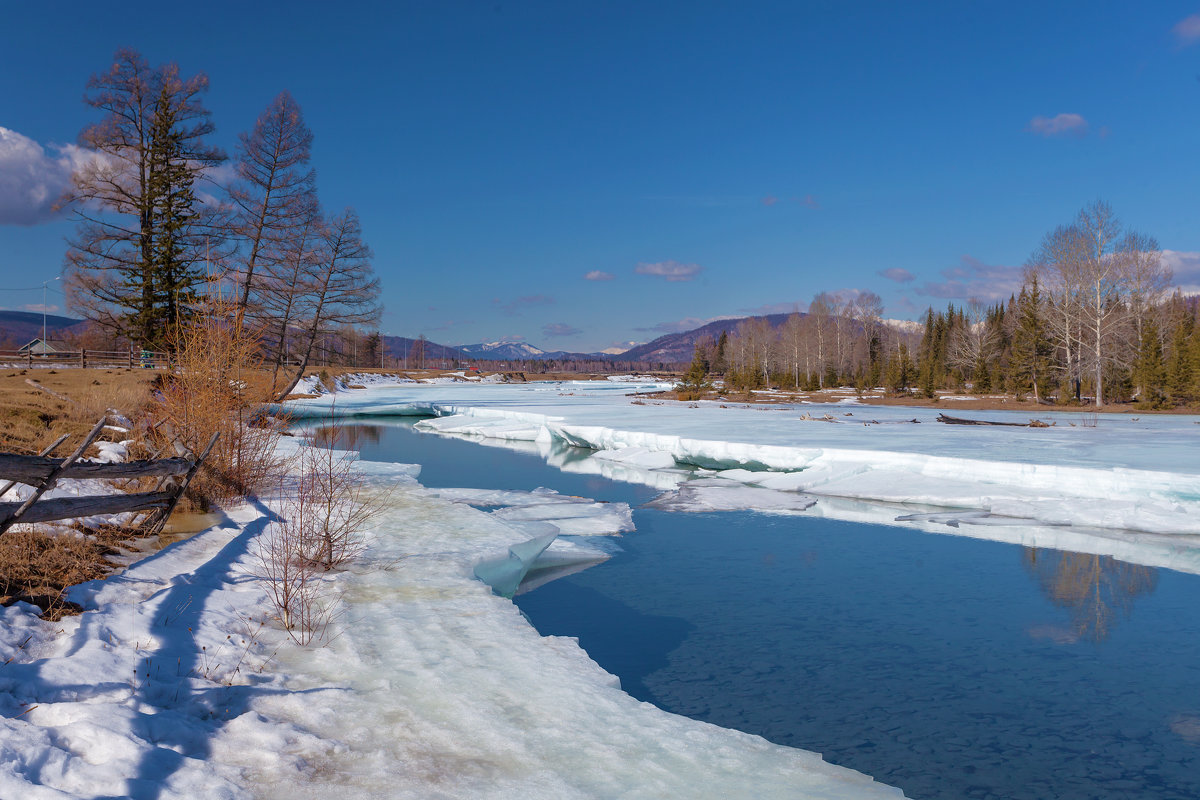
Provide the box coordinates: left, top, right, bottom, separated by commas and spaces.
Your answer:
0, 528, 112, 620
0, 368, 156, 454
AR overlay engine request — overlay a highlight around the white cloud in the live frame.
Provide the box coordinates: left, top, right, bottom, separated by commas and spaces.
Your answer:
1161, 249, 1200, 295
20, 303, 61, 314
0, 127, 100, 225
1027, 113, 1088, 138
1174, 14, 1200, 45
634, 260, 703, 282
584, 270, 614, 281
879, 267, 915, 283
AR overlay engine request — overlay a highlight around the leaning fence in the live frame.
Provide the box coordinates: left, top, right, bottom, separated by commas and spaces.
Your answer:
0, 418, 217, 535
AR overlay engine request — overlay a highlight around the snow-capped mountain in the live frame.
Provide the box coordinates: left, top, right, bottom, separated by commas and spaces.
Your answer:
457, 340, 549, 360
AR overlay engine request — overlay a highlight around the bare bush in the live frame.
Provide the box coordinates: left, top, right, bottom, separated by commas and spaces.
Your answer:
294, 436, 380, 571
256, 420, 379, 644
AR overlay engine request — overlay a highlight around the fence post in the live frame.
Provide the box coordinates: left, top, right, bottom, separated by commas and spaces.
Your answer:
80, 349, 86, 369
128, 348, 133, 369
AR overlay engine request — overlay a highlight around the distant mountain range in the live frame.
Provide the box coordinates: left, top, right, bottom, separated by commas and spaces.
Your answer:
0, 310, 87, 346
0, 309, 916, 366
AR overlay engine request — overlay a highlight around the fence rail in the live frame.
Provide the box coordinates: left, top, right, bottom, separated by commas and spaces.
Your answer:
0, 349, 172, 369
0, 419, 217, 535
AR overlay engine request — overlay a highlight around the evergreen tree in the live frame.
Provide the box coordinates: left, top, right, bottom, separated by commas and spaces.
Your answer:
713, 331, 729, 375
677, 342, 711, 392
63, 50, 224, 348
1010, 277, 1052, 402
1132, 319, 1166, 406
144, 83, 206, 349
1167, 313, 1194, 403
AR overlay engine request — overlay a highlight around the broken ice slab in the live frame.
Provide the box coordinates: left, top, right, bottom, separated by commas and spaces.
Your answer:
894, 511, 1069, 528
647, 479, 818, 515
474, 532, 559, 598
432, 487, 635, 537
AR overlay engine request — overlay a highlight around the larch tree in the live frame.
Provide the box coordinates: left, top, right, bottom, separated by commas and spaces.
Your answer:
62, 49, 224, 348
228, 91, 317, 321
275, 209, 381, 399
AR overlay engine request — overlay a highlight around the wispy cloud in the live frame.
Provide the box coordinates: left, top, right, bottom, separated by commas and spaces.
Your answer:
20, 303, 61, 313
1173, 13, 1200, 45
737, 301, 805, 315
917, 255, 1023, 302
0, 127, 100, 226
879, 267, 915, 283
492, 294, 554, 315
634, 260, 703, 282
542, 322, 581, 337
636, 314, 741, 334
1027, 113, 1088, 138
761, 194, 818, 209
584, 270, 614, 281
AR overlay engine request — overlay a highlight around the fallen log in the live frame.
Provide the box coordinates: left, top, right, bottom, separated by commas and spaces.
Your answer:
936, 413, 1052, 428
0, 491, 175, 526
0, 454, 192, 485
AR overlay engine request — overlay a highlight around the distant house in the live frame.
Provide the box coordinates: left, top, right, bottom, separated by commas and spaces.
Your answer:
17, 338, 72, 355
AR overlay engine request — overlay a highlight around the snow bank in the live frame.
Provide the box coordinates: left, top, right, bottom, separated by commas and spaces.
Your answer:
281, 381, 1200, 537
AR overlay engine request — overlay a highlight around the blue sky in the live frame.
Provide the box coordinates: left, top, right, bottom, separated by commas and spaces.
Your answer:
4, 1, 1200, 352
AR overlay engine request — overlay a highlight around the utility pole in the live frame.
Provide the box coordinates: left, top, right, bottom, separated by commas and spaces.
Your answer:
42, 276, 60, 352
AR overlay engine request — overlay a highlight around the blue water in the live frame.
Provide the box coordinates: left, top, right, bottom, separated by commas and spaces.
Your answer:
329, 420, 1200, 800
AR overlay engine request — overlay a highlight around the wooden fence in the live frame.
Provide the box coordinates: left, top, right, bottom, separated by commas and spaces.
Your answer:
0, 349, 172, 370
0, 419, 217, 535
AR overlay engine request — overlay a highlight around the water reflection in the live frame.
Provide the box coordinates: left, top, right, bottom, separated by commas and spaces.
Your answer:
1022, 548, 1158, 642
310, 424, 384, 450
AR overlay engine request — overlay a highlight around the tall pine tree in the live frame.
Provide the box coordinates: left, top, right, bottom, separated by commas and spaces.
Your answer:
1011, 276, 1052, 403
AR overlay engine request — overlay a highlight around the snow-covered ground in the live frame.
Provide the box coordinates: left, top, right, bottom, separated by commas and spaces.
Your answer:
0, 428, 903, 798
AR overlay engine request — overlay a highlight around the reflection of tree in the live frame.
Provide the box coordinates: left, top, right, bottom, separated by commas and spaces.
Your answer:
1023, 548, 1157, 642
310, 424, 383, 451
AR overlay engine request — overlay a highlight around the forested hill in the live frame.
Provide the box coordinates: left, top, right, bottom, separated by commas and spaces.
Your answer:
620, 314, 796, 363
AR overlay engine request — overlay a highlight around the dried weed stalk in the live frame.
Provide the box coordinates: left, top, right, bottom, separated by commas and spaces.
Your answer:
153, 300, 286, 507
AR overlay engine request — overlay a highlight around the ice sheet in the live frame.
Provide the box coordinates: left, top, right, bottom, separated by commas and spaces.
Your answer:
279, 382, 1200, 540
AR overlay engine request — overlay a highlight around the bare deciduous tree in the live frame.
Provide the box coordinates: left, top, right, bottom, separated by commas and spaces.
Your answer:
275, 209, 381, 399
228, 91, 317, 321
